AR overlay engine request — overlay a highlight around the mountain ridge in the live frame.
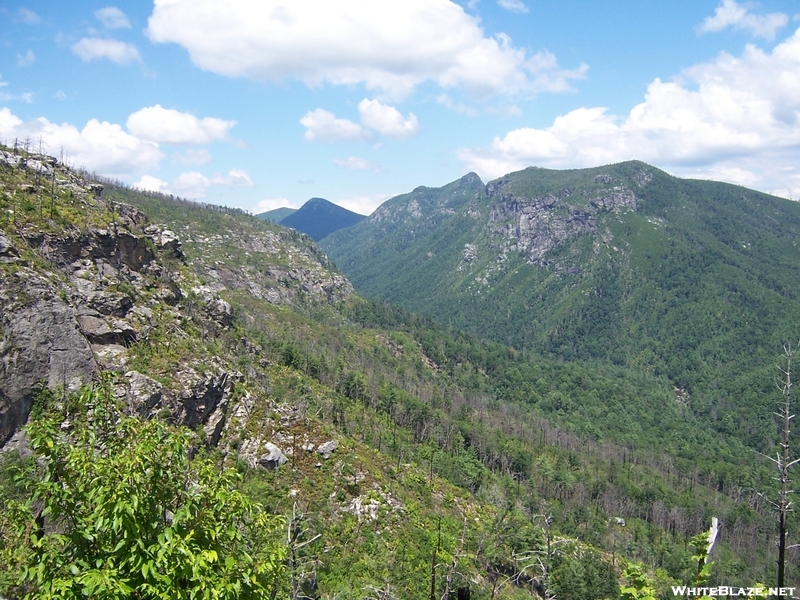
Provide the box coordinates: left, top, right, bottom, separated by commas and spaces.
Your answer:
320, 160, 800, 457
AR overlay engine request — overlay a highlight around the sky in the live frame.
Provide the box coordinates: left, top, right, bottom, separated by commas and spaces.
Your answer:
1, 0, 799, 215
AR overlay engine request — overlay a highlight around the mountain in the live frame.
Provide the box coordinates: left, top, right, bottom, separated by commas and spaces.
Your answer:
256, 206, 296, 223
1, 147, 796, 595
320, 161, 800, 453
280, 197, 365, 240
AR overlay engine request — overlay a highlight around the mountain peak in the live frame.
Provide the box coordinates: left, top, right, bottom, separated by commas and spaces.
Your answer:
280, 197, 366, 241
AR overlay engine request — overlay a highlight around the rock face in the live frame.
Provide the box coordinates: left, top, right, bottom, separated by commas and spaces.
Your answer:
1, 145, 357, 449
487, 177, 638, 266
0, 272, 98, 445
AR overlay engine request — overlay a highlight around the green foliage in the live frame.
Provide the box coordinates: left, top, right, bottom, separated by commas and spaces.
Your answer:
0, 385, 287, 599
620, 563, 657, 600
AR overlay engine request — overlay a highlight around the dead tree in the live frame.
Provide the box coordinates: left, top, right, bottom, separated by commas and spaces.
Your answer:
759, 343, 800, 589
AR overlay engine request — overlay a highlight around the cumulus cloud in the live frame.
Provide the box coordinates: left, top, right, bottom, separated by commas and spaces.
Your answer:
334, 193, 393, 215
302, 99, 419, 142
72, 38, 141, 65
357, 99, 419, 139
127, 105, 235, 144
458, 27, 800, 199
497, 0, 528, 14
254, 197, 295, 212
147, 0, 585, 99
172, 169, 254, 199
699, 0, 788, 40
334, 156, 378, 171
0, 107, 162, 177
95, 7, 131, 29
134, 175, 170, 193
299, 109, 368, 142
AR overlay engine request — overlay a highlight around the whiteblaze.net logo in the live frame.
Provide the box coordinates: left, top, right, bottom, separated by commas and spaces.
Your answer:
671, 587, 796, 597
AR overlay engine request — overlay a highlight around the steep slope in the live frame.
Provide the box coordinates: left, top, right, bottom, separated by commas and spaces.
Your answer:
280, 197, 365, 240
2, 148, 795, 594
321, 162, 800, 451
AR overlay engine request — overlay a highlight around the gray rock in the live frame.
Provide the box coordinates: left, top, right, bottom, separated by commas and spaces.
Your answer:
258, 442, 288, 470
125, 371, 163, 414
0, 233, 20, 263
176, 369, 241, 442
317, 440, 339, 459
0, 274, 97, 446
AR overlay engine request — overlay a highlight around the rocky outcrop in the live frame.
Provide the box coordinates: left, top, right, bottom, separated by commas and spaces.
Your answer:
0, 271, 98, 446
488, 180, 638, 265
169, 368, 240, 445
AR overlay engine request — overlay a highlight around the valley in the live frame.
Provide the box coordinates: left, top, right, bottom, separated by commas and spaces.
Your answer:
0, 145, 797, 598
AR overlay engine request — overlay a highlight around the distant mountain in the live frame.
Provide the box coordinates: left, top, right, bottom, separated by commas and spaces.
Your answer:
280, 197, 365, 241
3, 146, 795, 591
320, 161, 800, 450
256, 206, 296, 223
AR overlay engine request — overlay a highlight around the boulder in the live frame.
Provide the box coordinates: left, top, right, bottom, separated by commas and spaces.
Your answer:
317, 440, 339, 459
258, 442, 288, 470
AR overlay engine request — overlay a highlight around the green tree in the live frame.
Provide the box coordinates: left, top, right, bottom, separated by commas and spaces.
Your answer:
0, 384, 287, 599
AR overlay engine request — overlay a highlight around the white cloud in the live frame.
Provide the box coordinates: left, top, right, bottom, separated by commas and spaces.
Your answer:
334, 156, 378, 171
0, 107, 162, 177
300, 109, 368, 142
458, 27, 800, 199
700, 0, 788, 40
147, 0, 584, 99
254, 197, 295, 212
334, 193, 393, 215
134, 175, 170, 193
15, 8, 40, 24
72, 37, 141, 65
172, 169, 255, 199
357, 99, 419, 139
17, 50, 35, 67
303, 99, 419, 142
95, 7, 131, 29
173, 148, 212, 165
497, 0, 528, 14
127, 105, 235, 144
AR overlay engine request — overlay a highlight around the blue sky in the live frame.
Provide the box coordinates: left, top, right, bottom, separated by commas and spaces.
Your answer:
2, 0, 799, 215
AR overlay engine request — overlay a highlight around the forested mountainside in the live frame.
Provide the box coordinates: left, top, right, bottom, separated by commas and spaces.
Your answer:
321, 162, 800, 459
0, 146, 796, 597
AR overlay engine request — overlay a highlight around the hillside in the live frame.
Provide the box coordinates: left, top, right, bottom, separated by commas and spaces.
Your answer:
1, 147, 796, 596
320, 161, 800, 456
280, 197, 366, 241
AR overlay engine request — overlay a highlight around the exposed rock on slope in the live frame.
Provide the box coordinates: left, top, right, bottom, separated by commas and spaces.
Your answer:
487, 172, 639, 265
0, 146, 354, 446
